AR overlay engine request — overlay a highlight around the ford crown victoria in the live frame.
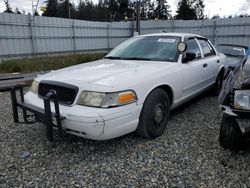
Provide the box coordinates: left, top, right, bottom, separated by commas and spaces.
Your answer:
11, 33, 227, 141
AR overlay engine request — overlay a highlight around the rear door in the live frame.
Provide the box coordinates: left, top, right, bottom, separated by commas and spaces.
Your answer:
181, 37, 205, 98
197, 38, 220, 86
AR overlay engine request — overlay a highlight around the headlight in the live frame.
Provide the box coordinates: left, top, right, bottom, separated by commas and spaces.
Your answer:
30, 81, 39, 94
234, 90, 250, 110
77, 90, 137, 108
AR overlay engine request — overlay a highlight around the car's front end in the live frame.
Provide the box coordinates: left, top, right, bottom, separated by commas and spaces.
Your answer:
218, 56, 250, 150
22, 59, 152, 140
25, 80, 142, 140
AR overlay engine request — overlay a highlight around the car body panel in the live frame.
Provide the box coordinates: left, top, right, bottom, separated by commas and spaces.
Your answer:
219, 56, 250, 137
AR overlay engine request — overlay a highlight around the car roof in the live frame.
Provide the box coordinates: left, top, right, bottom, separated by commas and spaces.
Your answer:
136, 32, 205, 39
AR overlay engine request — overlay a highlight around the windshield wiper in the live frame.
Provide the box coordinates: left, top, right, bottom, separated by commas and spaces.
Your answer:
122, 57, 151, 61
104, 56, 151, 61
104, 56, 123, 59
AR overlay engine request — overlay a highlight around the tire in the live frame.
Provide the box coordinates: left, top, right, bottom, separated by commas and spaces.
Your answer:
214, 71, 224, 96
136, 88, 170, 139
219, 115, 245, 151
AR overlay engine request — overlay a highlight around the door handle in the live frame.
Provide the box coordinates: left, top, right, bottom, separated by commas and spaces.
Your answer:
203, 63, 208, 68
217, 60, 220, 63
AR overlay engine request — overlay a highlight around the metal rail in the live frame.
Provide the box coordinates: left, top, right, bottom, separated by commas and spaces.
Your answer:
10, 85, 64, 141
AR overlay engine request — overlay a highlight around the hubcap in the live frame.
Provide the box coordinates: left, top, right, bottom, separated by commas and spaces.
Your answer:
153, 104, 164, 124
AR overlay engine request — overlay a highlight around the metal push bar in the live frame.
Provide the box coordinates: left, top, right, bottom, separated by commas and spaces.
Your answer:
10, 84, 64, 141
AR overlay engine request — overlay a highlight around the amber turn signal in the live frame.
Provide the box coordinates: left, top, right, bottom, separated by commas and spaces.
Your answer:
117, 91, 137, 105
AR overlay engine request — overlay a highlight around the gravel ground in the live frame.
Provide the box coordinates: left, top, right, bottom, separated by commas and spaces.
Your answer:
0, 89, 250, 187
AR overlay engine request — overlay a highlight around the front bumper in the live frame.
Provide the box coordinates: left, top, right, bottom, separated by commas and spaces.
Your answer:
23, 90, 142, 140
221, 105, 250, 135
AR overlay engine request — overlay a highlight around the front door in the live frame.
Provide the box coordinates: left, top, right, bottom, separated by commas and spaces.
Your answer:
181, 38, 205, 98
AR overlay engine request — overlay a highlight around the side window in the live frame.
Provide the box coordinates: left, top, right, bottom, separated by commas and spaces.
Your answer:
198, 39, 216, 57
185, 38, 201, 60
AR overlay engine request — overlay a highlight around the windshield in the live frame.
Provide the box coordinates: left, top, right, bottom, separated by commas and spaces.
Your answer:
217, 45, 245, 58
105, 36, 181, 62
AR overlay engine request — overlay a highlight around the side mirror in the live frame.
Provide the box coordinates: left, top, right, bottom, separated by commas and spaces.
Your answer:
182, 52, 196, 63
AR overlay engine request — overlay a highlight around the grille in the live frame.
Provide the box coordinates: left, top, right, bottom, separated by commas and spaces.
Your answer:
38, 81, 79, 105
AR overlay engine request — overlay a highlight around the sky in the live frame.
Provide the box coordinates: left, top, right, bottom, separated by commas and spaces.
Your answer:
0, 0, 250, 18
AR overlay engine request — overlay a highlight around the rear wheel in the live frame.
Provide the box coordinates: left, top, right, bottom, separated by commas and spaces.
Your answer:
219, 115, 245, 151
136, 88, 170, 138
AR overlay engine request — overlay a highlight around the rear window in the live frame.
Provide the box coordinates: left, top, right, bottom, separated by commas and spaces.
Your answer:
217, 45, 245, 58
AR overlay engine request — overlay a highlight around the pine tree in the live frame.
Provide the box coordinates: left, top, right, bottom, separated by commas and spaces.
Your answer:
175, 0, 196, 20
116, 0, 130, 21
3, 0, 13, 13
42, 0, 58, 17
15, 8, 21, 14
94, 0, 109, 21
140, 0, 154, 20
108, 0, 119, 21
58, 0, 76, 18
147, 1, 155, 19
155, 0, 170, 20
192, 0, 205, 19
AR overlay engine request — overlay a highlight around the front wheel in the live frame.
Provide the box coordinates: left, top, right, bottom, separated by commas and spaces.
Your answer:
136, 88, 170, 138
219, 115, 245, 151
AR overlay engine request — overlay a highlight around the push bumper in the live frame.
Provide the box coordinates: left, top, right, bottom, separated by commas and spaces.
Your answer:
10, 85, 142, 141
221, 105, 250, 135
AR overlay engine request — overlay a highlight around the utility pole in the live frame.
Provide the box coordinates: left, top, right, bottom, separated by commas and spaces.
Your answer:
69, 7, 71, 19
136, 0, 140, 35
31, 0, 39, 16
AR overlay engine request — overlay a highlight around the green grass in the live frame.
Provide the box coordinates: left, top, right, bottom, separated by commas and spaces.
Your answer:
0, 53, 104, 74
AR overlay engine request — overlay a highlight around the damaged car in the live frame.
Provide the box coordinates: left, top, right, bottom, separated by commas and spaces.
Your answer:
10, 33, 226, 141
217, 44, 248, 70
219, 55, 250, 150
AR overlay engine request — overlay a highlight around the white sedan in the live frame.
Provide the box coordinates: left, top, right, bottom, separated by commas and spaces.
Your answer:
24, 33, 226, 140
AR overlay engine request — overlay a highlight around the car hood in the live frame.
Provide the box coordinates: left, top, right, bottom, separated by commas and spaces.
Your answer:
36, 59, 174, 89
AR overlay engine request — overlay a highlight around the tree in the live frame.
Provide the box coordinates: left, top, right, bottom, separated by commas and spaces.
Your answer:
175, 0, 196, 20
192, 0, 205, 19
42, 0, 58, 17
3, 0, 13, 13
77, 0, 95, 20
34, 10, 40, 16
57, 0, 77, 19
147, 1, 155, 19
116, 0, 130, 21
211, 14, 220, 19
15, 8, 21, 14
155, 0, 170, 19
94, 0, 109, 21
108, 0, 119, 21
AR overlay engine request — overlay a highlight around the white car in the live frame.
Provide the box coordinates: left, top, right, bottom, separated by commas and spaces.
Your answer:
21, 33, 226, 140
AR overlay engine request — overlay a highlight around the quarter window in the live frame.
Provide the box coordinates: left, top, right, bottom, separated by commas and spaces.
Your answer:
198, 39, 215, 57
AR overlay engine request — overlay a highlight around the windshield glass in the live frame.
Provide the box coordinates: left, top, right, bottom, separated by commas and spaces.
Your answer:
217, 45, 245, 58
105, 36, 181, 62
